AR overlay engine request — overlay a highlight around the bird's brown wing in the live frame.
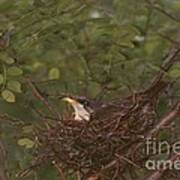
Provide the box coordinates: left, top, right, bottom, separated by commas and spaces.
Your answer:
92, 96, 135, 122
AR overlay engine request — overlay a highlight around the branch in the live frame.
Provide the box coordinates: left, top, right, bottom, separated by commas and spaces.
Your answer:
0, 141, 9, 180
146, 0, 180, 23
26, 77, 62, 120
52, 161, 65, 180
0, 114, 24, 125
133, 102, 180, 158
150, 40, 180, 87
146, 154, 180, 180
146, 101, 180, 138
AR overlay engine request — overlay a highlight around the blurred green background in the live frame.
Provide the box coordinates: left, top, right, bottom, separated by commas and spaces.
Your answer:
0, 0, 180, 179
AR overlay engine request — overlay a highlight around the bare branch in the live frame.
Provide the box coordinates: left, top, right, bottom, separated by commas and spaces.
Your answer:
52, 161, 65, 180
146, 154, 180, 180
146, 101, 180, 138
26, 77, 62, 120
146, 0, 180, 23
150, 41, 180, 87
0, 141, 9, 180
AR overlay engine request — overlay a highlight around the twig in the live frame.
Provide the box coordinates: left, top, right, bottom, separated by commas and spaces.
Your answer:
146, 101, 180, 138
153, 5, 180, 23
29, 103, 59, 122
146, 154, 180, 180
115, 154, 140, 169
26, 77, 62, 120
52, 161, 65, 180
76, 170, 81, 180
0, 114, 24, 125
132, 101, 180, 160
0, 141, 9, 180
150, 40, 180, 87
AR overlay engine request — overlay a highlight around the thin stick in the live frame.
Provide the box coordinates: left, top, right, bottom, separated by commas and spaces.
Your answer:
146, 101, 180, 138
132, 102, 180, 158
0, 141, 9, 180
151, 42, 180, 87
146, 154, 180, 180
26, 77, 62, 120
53, 162, 65, 180
76, 170, 81, 180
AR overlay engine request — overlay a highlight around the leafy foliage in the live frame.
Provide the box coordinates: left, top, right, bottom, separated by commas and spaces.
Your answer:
0, 0, 179, 179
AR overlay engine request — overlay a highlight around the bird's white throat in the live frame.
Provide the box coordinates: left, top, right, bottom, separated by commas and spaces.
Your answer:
71, 102, 90, 121
63, 97, 90, 121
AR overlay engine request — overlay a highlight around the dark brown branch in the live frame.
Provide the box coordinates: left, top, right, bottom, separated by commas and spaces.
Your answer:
133, 101, 180, 159
0, 141, 9, 180
150, 41, 180, 87
76, 171, 81, 180
26, 77, 62, 120
154, 5, 180, 23
146, 101, 180, 138
146, 0, 180, 23
52, 161, 65, 180
146, 154, 180, 180
0, 114, 24, 125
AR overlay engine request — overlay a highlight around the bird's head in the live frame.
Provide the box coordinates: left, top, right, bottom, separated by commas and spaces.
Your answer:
62, 96, 93, 121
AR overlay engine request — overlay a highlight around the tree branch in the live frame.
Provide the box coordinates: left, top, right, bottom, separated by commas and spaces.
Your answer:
146, 154, 180, 180
146, 101, 180, 138
0, 141, 9, 180
26, 77, 62, 120
150, 40, 180, 87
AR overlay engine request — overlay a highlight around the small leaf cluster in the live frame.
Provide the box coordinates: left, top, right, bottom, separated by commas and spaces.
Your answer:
0, 52, 23, 103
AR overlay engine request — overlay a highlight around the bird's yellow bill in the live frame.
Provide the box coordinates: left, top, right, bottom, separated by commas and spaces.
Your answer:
62, 97, 77, 104
62, 97, 90, 121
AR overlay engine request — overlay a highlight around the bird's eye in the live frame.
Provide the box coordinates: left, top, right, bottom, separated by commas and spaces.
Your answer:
76, 96, 90, 107
79, 100, 89, 106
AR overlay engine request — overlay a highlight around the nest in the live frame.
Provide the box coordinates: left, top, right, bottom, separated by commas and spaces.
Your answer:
19, 78, 180, 180
8, 39, 179, 180
21, 90, 161, 179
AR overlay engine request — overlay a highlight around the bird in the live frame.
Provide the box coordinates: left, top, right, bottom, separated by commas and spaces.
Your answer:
61, 81, 168, 129
62, 96, 95, 121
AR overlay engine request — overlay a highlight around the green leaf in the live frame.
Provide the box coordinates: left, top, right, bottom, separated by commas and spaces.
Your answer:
147, 63, 160, 72
169, 69, 180, 78
48, 67, 60, 80
22, 125, 33, 133
1, 89, 16, 103
7, 80, 22, 93
7, 67, 23, 76
17, 138, 35, 149
4, 57, 15, 64
145, 38, 159, 55
0, 53, 15, 64
0, 74, 4, 85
